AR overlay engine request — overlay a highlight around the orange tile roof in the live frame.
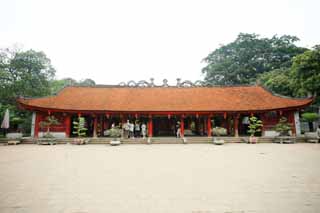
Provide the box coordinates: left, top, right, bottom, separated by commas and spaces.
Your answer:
17, 85, 313, 112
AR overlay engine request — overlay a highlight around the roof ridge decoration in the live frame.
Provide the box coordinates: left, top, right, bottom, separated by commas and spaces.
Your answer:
118, 78, 217, 87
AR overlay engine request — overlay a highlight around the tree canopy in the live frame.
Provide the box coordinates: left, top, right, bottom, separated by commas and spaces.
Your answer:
259, 46, 320, 105
0, 47, 97, 134
202, 33, 307, 85
0, 47, 55, 105
50, 78, 96, 94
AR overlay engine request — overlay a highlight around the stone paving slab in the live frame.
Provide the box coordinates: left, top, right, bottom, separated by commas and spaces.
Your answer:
0, 143, 320, 213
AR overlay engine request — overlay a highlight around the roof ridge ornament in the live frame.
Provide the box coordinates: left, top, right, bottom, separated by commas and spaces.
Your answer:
118, 78, 207, 87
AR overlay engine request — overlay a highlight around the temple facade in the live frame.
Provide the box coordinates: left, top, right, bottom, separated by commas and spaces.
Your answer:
17, 81, 313, 138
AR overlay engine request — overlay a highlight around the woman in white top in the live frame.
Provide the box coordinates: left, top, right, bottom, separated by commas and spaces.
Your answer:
129, 122, 134, 138
141, 123, 147, 138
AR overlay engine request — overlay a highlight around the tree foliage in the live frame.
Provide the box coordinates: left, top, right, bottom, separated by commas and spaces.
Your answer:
259, 46, 320, 105
258, 68, 295, 96
274, 117, 292, 136
0, 47, 55, 104
50, 78, 96, 94
72, 117, 87, 137
0, 47, 56, 134
291, 48, 320, 97
247, 116, 263, 137
39, 115, 60, 133
202, 33, 306, 85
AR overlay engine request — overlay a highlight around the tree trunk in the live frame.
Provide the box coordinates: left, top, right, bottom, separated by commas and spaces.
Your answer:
309, 122, 314, 132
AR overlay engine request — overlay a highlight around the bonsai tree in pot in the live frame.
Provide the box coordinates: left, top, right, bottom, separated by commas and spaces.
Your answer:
274, 117, 291, 136
72, 116, 88, 145
38, 115, 60, 145
212, 126, 226, 145
247, 116, 263, 143
301, 112, 319, 132
104, 125, 122, 145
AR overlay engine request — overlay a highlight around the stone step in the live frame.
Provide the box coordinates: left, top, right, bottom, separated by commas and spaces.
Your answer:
16, 136, 308, 144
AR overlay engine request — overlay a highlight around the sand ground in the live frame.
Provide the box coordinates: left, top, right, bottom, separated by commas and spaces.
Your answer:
0, 143, 320, 213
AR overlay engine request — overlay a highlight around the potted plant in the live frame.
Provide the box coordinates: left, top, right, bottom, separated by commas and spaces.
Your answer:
37, 115, 60, 145
247, 116, 263, 143
105, 126, 122, 145
72, 116, 88, 145
212, 126, 225, 145
301, 112, 319, 132
274, 117, 291, 136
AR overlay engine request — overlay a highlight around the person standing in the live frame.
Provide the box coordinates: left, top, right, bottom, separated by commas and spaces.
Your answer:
317, 125, 320, 142
176, 121, 181, 138
129, 121, 134, 139
124, 120, 130, 138
135, 121, 140, 137
141, 123, 147, 139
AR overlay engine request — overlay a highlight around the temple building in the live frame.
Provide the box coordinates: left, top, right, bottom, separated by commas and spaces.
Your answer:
17, 80, 313, 138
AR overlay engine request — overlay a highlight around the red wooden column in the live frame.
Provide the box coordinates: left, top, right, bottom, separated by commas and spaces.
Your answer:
234, 113, 240, 137
105, 114, 109, 130
260, 113, 266, 136
34, 112, 41, 138
207, 114, 212, 137
93, 115, 98, 138
64, 114, 71, 137
180, 115, 184, 138
148, 115, 153, 137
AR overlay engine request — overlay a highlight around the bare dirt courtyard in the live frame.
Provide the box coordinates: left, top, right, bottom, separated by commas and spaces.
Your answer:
0, 143, 320, 213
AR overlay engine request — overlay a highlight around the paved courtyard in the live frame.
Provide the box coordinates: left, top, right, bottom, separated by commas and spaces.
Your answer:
0, 143, 320, 213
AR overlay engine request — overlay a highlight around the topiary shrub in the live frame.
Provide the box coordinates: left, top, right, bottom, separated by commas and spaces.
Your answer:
301, 112, 319, 132
274, 117, 291, 136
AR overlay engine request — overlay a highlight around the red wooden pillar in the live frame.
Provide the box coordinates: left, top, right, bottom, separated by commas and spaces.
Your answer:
121, 114, 125, 125
148, 115, 153, 137
207, 114, 212, 137
93, 115, 98, 138
34, 112, 41, 138
104, 116, 109, 130
180, 115, 184, 138
65, 115, 71, 137
234, 113, 240, 137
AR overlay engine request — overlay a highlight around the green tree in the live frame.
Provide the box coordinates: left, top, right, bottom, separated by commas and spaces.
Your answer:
79, 78, 96, 86
301, 112, 319, 132
202, 33, 307, 85
72, 117, 87, 137
291, 47, 320, 98
0, 47, 56, 134
39, 115, 60, 137
247, 116, 263, 137
50, 78, 96, 94
258, 68, 295, 97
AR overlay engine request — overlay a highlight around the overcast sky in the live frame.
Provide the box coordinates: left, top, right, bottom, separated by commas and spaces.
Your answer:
1, 0, 319, 85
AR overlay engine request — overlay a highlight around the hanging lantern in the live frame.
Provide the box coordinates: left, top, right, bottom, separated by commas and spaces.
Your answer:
135, 113, 138, 119
106, 113, 110, 119
168, 114, 171, 119
196, 113, 199, 119
224, 112, 227, 119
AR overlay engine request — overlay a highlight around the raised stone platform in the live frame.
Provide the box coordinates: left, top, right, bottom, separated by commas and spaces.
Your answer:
5, 136, 307, 145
